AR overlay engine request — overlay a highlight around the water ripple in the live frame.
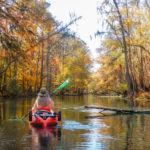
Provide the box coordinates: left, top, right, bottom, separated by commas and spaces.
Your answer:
62, 120, 108, 131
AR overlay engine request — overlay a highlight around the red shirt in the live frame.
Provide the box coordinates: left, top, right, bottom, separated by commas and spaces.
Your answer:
32, 100, 54, 112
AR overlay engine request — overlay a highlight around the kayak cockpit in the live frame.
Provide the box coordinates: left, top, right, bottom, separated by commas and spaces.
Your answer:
29, 110, 61, 128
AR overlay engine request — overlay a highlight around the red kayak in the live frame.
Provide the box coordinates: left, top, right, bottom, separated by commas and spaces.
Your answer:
29, 110, 61, 128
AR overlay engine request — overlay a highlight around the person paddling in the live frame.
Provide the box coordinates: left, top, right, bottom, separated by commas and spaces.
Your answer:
32, 88, 54, 113
28, 87, 61, 126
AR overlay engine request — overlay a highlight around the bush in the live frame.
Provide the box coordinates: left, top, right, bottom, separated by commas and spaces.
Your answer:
137, 92, 150, 99
8, 77, 20, 96
116, 83, 127, 94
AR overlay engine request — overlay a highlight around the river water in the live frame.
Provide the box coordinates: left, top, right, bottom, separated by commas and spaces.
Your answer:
0, 95, 150, 150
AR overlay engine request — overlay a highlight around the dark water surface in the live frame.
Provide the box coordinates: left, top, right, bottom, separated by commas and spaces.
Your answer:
0, 95, 150, 150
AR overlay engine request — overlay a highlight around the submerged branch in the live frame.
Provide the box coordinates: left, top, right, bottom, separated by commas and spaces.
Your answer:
85, 106, 150, 114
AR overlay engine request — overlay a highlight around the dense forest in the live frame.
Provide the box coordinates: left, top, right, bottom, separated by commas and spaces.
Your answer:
0, 0, 150, 99
0, 0, 91, 96
91, 0, 150, 99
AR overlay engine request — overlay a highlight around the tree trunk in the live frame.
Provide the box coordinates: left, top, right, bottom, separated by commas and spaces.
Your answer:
34, 48, 40, 94
113, 0, 133, 95
2, 51, 8, 95
0, 73, 2, 94
128, 46, 138, 94
125, 0, 137, 94
46, 36, 51, 91
40, 33, 44, 89
139, 47, 144, 90
13, 61, 17, 79
22, 66, 25, 95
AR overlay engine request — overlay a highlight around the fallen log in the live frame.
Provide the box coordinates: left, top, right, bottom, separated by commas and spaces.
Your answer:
85, 106, 150, 114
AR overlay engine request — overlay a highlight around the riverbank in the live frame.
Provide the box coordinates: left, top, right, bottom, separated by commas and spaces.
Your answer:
94, 91, 150, 101
0, 92, 150, 102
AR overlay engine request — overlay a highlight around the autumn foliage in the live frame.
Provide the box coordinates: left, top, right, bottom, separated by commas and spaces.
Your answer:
91, 0, 150, 99
0, 0, 90, 96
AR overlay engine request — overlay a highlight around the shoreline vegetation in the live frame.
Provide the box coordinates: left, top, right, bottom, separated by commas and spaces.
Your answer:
0, 1, 149, 100
0, 91, 149, 102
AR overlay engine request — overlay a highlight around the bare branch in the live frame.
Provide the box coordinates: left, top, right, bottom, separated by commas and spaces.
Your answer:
129, 44, 150, 55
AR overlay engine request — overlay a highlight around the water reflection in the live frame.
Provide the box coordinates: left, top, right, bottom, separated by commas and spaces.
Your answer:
62, 120, 107, 131
30, 126, 61, 150
1, 96, 150, 150
0, 97, 35, 120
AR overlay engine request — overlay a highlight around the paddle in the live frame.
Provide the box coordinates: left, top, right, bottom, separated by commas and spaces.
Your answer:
20, 78, 70, 120
52, 78, 70, 95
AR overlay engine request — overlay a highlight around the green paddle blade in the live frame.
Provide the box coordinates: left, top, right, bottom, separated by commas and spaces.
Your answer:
52, 78, 70, 94
57, 78, 70, 89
